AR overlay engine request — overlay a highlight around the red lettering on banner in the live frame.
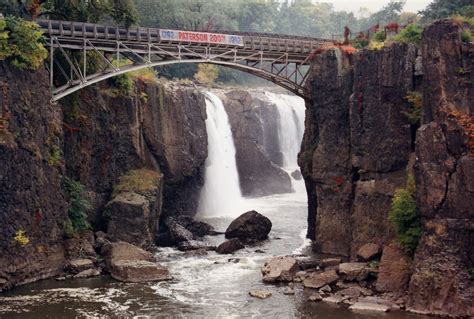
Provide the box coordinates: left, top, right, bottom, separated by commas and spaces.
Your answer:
179, 31, 209, 42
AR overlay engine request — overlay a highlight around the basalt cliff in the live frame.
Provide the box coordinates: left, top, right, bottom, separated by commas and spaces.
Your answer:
299, 20, 473, 316
0, 69, 208, 290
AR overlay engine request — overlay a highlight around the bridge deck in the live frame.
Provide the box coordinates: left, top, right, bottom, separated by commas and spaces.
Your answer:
38, 20, 332, 59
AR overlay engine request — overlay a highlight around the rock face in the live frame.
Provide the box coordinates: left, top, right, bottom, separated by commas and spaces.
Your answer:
299, 43, 417, 257
62, 80, 208, 223
225, 210, 272, 241
406, 20, 474, 317
357, 243, 382, 261
105, 171, 162, 248
141, 82, 208, 218
220, 90, 293, 197
106, 241, 170, 283
0, 64, 208, 290
338, 263, 369, 282
261, 256, 299, 282
376, 243, 411, 293
0, 63, 67, 291
299, 19, 473, 317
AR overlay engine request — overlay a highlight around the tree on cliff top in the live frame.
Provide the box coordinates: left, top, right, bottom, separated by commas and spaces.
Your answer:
421, 0, 474, 21
0, 0, 138, 27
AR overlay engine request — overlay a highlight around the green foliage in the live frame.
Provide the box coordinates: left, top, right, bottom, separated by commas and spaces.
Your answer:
469, 267, 474, 280
113, 169, 161, 196
374, 30, 387, 42
389, 175, 421, 255
107, 0, 139, 28
393, 24, 423, 44
367, 260, 380, 268
139, 92, 148, 104
462, 30, 472, 42
109, 73, 134, 96
194, 64, 219, 87
48, 146, 62, 167
403, 92, 423, 125
0, 17, 11, 60
0, 16, 47, 70
458, 5, 474, 18
421, 0, 473, 21
64, 178, 91, 233
12, 229, 30, 246
353, 38, 370, 49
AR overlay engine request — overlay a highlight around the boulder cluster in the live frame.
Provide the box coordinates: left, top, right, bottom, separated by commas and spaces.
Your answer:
258, 243, 409, 313
58, 210, 272, 283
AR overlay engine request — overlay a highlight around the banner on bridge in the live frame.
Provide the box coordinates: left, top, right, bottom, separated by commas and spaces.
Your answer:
159, 29, 244, 46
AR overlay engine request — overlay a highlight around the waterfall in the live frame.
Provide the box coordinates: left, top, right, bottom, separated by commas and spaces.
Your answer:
197, 92, 244, 218
265, 92, 306, 168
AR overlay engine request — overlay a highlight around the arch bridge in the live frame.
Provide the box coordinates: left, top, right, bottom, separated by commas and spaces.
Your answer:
38, 20, 333, 101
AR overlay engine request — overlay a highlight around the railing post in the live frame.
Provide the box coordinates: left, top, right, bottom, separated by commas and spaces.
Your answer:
83, 39, 87, 79
116, 42, 120, 68
50, 37, 54, 93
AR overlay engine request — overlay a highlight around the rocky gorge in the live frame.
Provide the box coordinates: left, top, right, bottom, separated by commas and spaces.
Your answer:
0, 18, 472, 318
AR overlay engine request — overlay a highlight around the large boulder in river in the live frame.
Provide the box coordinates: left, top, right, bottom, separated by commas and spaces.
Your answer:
225, 210, 272, 241
106, 241, 171, 283
262, 256, 299, 282
216, 239, 245, 254
156, 216, 217, 247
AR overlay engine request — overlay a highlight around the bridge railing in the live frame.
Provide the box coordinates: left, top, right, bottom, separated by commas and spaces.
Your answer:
38, 20, 332, 56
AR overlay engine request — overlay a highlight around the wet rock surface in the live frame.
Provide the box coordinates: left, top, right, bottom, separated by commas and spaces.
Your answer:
261, 256, 299, 282
225, 210, 272, 241
216, 239, 244, 254
220, 90, 293, 197
303, 270, 339, 289
106, 241, 170, 283
249, 290, 272, 299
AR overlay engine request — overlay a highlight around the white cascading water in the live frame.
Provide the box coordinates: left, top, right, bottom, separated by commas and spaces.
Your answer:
265, 92, 306, 168
197, 92, 244, 218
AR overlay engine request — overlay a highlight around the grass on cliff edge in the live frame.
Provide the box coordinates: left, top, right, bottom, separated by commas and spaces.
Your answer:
389, 175, 421, 256
113, 169, 162, 196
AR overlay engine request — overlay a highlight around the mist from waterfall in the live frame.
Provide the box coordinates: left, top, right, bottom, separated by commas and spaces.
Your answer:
197, 92, 244, 218
266, 92, 306, 168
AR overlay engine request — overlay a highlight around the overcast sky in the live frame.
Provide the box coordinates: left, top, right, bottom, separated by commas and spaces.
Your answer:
318, 0, 433, 14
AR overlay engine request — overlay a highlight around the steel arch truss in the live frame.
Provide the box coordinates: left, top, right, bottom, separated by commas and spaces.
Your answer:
46, 37, 313, 101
